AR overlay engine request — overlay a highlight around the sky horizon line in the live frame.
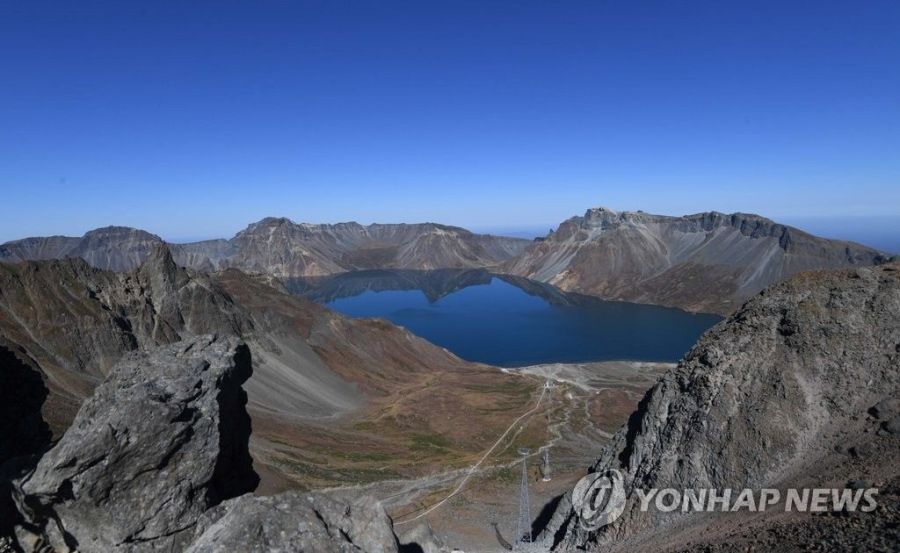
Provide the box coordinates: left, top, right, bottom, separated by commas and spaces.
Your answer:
2, 207, 898, 254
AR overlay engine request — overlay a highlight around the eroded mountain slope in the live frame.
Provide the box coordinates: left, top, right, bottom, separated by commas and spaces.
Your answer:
539, 263, 900, 552
504, 207, 887, 314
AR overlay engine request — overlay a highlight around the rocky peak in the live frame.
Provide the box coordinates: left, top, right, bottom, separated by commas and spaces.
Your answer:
80, 226, 163, 243
233, 216, 298, 237
550, 207, 656, 239
580, 207, 620, 228
3, 218, 530, 277
249, 216, 295, 229
233, 216, 325, 244
13, 335, 259, 552
506, 206, 887, 313
137, 244, 185, 283
583, 206, 618, 218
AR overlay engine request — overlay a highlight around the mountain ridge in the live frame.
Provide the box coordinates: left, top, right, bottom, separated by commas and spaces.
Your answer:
0, 217, 530, 276
503, 206, 889, 314
3, 208, 890, 315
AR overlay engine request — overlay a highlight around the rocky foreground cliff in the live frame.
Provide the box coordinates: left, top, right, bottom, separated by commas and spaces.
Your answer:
537, 263, 900, 552
5, 335, 404, 553
504, 207, 888, 314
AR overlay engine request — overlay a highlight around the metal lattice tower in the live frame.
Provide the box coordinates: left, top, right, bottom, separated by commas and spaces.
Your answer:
516, 448, 532, 546
541, 447, 551, 482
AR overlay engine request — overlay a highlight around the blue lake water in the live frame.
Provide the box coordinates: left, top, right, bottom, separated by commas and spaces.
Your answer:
319, 273, 721, 367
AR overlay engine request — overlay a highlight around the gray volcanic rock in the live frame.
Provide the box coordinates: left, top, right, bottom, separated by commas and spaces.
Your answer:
186, 492, 398, 553
168, 239, 234, 272
0, 245, 250, 424
504, 207, 888, 314
540, 264, 900, 552
1, 218, 530, 275
0, 235, 80, 262
0, 226, 165, 272
192, 217, 530, 276
397, 522, 449, 553
72, 227, 167, 272
13, 335, 258, 553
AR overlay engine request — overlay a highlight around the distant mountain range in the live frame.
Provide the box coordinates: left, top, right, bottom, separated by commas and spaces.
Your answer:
1, 208, 890, 314
0, 217, 530, 275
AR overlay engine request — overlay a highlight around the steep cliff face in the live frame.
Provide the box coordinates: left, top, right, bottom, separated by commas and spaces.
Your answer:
504, 207, 888, 314
0, 218, 530, 276
540, 263, 900, 552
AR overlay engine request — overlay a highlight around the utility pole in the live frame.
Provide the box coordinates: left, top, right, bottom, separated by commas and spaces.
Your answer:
516, 448, 532, 547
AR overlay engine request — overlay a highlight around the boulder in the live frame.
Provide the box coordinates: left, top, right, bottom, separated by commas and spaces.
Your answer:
13, 335, 258, 552
186, 491, 399, 553
397, 521, 449, 553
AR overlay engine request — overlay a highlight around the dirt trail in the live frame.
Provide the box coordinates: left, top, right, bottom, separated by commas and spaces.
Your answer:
392, 382, 549, 525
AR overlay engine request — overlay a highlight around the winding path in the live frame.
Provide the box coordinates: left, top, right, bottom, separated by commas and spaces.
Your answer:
393, 383, 550, 526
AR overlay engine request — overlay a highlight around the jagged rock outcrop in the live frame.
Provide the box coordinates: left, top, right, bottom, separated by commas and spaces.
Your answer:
13, 335, 258, 553
504, 207, 888, 314
186, 492, 398, 553
540, 263, 900, 551
0, 246, 251, 432
0, 218, 530, 275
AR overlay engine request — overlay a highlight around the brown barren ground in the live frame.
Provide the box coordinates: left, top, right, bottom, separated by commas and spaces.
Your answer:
322, 361, 671, 552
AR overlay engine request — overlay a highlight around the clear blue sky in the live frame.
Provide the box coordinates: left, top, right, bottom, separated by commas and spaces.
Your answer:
1, 1, 898, 248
